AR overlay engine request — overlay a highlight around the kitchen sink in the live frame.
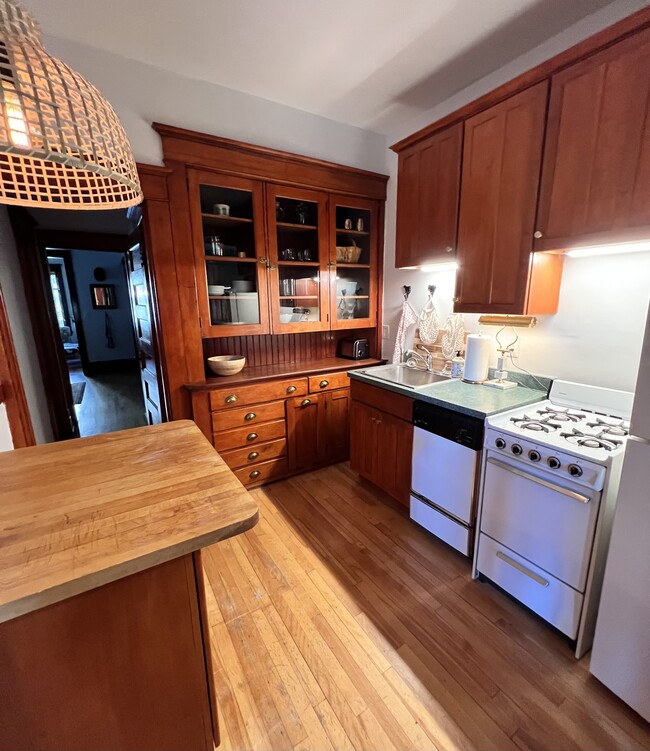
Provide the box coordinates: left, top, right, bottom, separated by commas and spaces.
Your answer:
356, 364, 451, 390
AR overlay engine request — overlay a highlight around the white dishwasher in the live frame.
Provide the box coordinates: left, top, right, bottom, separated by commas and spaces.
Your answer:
410, 400, 484, 556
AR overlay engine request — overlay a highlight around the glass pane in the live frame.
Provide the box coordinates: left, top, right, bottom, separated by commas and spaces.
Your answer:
200, 184, 256, 260
336, 267, 370, 321
275, 197, 320, 263
206, 261, 260, 326
335, 206, 371, 265
278, 265, 321, 324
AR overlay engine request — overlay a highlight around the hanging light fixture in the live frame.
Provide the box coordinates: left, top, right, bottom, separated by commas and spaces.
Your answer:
0, 0, 142, 209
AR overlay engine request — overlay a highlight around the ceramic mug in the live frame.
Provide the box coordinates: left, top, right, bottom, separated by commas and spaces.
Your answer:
212, 203, 230, 216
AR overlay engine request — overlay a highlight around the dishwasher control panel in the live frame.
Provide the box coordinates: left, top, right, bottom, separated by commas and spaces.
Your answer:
413, 400, 483, 450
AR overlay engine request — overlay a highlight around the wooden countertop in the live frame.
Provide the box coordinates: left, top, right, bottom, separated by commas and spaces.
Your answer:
0, 421, 258, 624
185, 356, 385, 391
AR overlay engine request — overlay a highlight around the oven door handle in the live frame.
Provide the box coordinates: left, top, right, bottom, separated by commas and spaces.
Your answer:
486, 457, 591, 504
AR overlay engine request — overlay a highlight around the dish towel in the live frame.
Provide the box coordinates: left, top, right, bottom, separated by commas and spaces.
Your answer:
392, 300, 419, 364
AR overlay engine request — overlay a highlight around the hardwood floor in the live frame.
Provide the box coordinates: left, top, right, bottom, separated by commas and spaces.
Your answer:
201, 463, 650, 751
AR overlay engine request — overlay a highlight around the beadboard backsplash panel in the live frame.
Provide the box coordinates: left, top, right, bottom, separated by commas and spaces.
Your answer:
203, 330, 376, 369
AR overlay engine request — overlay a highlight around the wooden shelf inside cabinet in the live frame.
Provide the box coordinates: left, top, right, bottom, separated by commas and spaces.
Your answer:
336, 263, 371, 269
276, 222, 318, 232
337, 295, 369, 299
277, 261, 320, 267
336, 228, 370, 236
201, 213, 253, 226
204, 255, 257, 263
279, 295, 319, 300
208, 294, 258, 300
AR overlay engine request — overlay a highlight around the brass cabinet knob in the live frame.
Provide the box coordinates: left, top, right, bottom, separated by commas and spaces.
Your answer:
244, 412, 256, 421
248, 451, 259, 461
268, 263, 277, 270
246, 432, 258, 441
445, 246, 453, 253
249, 470, 261, 480
319, 380, 329, 388
225, 395, 237, 404
259, 257, 268, 264
286, 385, 297, 394
534, 230, 543, 239
301, 399, 311, 407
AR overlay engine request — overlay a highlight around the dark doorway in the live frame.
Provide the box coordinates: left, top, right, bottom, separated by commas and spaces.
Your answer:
9, 207, 167, 441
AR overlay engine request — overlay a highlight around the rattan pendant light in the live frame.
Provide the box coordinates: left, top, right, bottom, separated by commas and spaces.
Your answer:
0, 0, 142, 209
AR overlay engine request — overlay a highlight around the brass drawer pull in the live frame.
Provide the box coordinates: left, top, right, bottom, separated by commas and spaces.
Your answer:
225, 395, 237, 404
244, 412, 256, 421
248, 451, 259, 461
319, 379, 329, 388
249, 470, 261, 480
301, 399, 311, 407
246, 432, 258, 442
258, 257, 268, 264
286, 385, 297, 394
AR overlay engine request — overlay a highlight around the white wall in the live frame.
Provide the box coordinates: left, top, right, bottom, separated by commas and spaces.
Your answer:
70, 250, 136, 364
382, 0, 650, 394
43, 35, 388, 173
0, 207, 53, 443
0, 404, 14, 451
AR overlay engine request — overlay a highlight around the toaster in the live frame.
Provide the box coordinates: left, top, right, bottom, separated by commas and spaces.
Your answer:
338, 338, 370, 360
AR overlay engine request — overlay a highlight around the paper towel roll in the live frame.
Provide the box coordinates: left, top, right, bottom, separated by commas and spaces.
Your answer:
463, 334, 492, 383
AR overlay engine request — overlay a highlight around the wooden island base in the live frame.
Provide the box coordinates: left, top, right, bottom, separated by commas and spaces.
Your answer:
0, 551, 217, 751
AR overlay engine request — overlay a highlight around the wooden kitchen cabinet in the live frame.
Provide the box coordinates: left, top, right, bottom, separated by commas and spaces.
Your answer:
349, 381, 413, 507
535, 26, 650, 251
454, 82, 562, 315
287, 388, 351, 472
395, 123, 462, 269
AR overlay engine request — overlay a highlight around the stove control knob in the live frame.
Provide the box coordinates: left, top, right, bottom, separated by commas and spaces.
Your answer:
528, 450, 541, 462
511, 444, 523, 456
568, 463, 583, 478
547, 456, 561, 469
495, 437, 506, 449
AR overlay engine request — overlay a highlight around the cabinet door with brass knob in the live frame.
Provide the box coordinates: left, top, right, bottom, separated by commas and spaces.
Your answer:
286, 392, 326, 472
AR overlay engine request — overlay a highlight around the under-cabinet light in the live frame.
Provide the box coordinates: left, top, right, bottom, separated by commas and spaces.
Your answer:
419, 262, 458, 273
567, 240, 650, 258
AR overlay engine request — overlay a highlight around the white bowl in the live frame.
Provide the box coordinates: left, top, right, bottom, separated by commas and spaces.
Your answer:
207, 355, 246, 376
232, 280, 254, 293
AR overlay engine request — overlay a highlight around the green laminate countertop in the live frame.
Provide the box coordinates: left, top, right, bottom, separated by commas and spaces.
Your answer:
349, 368, 547, 419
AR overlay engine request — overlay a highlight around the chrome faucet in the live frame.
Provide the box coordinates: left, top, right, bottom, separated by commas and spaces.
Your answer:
404, 345, 433, 372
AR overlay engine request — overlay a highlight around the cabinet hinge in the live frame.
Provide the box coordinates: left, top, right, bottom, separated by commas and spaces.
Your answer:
326, 313, 329, 323
199, 317, 203, 329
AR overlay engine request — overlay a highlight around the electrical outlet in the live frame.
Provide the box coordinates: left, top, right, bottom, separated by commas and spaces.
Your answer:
382, 324, 390, 339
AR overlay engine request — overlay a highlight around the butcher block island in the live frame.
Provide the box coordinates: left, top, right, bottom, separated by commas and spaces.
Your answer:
0, 421, 258, 751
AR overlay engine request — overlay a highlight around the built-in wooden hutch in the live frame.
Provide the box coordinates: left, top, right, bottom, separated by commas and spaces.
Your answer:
138, 126, 388, 487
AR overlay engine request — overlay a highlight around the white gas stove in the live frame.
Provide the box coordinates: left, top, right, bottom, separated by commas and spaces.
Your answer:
475, 380, 634, 659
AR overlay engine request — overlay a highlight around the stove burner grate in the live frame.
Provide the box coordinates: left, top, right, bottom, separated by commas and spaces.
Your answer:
537, 407, 586, 423
586, 417, 629, 437
511, 415, 561, 433
560, 428, 623, 452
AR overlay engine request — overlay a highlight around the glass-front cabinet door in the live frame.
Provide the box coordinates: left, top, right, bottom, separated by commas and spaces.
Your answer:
266, 185, 329, 333
188, 169, 270, 337
329, 195, 378, 329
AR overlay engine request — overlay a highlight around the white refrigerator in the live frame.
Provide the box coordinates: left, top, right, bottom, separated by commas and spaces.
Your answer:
590, 305, 650, 722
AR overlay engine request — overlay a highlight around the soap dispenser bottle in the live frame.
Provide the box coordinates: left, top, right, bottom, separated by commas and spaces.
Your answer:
451, 351, 465, 379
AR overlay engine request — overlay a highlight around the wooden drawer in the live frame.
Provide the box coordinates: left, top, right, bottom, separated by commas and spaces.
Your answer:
210, 378, 308, 410
213, 419, 286, 452
212, 400, 285, 432
221, 439, 287, 470
308, 371, 350, 393
235, 458, 289, 488
349, 379, 413, 421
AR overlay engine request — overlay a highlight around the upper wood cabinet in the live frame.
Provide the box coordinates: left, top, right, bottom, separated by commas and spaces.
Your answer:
395, 123, 462, 268
454, 82, 559, 315
536, 26, 650, 251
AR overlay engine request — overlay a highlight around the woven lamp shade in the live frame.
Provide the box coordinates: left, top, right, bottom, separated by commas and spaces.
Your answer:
0, 0, 142, 209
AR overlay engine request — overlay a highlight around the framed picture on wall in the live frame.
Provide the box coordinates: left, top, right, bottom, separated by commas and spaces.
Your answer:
90, 284, 117, 309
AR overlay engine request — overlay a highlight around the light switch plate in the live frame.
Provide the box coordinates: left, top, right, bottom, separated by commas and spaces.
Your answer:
382, 324, 390, 339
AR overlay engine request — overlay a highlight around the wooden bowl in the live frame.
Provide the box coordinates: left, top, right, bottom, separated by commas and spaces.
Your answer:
207, 355, 246, 376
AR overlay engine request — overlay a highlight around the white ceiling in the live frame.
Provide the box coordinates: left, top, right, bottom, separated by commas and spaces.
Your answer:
24, 0, 617, 133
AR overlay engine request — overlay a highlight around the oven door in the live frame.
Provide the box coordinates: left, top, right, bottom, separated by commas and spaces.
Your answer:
480, 453, 601, 592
